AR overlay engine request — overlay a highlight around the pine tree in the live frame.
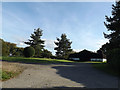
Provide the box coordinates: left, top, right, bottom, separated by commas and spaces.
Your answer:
104, 1, 120, 49
54, 34, 72, 59
104, 1, 120, 69
25, 28, 45, 57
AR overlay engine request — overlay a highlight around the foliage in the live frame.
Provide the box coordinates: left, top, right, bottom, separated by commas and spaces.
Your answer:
106, 48, 120, 70
41, 49, 52, 58
23, 47, 35, 57
15, 47, 24, 56
104, 1, 120, 48
0, 70, 17, 81
1, 39, 9, 56
103, 1, 120, 68
54, 34, 72, 59
24, 28, 45, 57
6, 42, 17, 56
93, 63, 119, 77
1, 39, 24, 57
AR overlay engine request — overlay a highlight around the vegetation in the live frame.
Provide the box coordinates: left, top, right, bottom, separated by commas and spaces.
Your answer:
1, 39, 24, 57
0, 61, 24, 81
41, 49, 52, 58
0, 70, 19, 81
54, 34, 72, 59
25, 28, 45, 57
23, 47, 35, 57
100, 1, 120, 69
2, 57, 75, 64
93, 63, 119, 77
1, 39, 9, 56
106, 48, 120, 70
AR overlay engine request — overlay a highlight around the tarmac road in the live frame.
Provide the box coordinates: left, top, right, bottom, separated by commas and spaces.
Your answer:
2, 62, 119, 88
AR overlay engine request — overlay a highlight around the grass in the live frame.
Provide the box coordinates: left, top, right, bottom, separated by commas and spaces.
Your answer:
2, 56, 75, 64
1, 57, 75, 81
0, 69, 20, 81
92, 63, 119, 77
0, 61, 24, 81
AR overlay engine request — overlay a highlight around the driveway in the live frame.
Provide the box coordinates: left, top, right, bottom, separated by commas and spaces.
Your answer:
2, 62, 119, 88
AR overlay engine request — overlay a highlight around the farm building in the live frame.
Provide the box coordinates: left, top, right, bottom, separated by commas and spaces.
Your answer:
68, 49, 106, 62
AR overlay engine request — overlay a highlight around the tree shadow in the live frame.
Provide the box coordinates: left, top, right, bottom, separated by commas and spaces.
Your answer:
52, 63, 118, 88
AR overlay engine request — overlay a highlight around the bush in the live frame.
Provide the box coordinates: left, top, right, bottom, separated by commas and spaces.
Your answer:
106, 48, 120, 70
23, 47, 35, 57
41, 49, 52, 58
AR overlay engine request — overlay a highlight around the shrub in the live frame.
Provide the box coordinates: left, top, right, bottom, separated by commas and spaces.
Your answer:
23, 47, 35, 57
106, 48, 120, 70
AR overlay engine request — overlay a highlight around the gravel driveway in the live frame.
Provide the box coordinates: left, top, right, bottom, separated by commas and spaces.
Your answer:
2, 62, 119, 88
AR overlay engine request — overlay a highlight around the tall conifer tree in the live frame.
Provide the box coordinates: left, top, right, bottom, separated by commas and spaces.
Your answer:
54, 34, 72, 59
104, 1, 120, 49
25, 28, 45, 57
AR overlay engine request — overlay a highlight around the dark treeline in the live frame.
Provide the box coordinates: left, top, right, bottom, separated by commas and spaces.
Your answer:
98, 1, 120, 70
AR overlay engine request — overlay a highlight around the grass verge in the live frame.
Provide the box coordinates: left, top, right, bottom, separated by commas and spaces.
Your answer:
0, 61, 24, 81
92, 63, 119, 77
0, 70, 21, 81
2, 57, 75, 64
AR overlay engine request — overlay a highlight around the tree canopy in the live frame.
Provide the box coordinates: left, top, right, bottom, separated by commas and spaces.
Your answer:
25, 28, 45, 57
54, 34, 72, 59
104, 1, 120, 49
101, 1, 120, 69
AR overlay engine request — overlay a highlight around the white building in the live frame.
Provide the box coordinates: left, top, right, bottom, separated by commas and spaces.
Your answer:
69, 58, 80, 61
91, 58, 107, 62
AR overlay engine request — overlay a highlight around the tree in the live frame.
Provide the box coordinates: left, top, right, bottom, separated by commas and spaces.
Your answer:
25, 28, 45, 57
54, 34, 72, 59
104, 1, 120, 68
104, 1, 120, 49
1, 39, 9, 56
41, 49, 52, 58
6, 42, 17, 56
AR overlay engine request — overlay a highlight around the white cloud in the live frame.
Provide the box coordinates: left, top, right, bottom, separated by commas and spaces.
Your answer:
96, 38, 109, 48
73, 49, 83, 52
44, 39, 56, 49
10, 35, 28, 47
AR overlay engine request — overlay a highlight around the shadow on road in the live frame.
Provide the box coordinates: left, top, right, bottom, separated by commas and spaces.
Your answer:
52, 63, 118, 88
1, 59, 119, 88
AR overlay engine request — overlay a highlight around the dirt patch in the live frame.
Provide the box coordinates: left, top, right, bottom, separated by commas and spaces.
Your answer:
0, 61, 25, 81
1, 61, 24, 72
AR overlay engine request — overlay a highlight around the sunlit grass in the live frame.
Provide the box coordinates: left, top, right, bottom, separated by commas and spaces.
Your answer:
2, 57, 75, 64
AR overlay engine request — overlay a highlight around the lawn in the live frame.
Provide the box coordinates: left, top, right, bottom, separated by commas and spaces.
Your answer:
1, 57, 76, 81
92, 63, 119, 77
2, 56, 75, 64
1, 56, 118, 81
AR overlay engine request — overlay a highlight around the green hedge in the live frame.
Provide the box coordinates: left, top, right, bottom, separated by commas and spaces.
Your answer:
23, 47, 35, 57
107, 48, 120, 70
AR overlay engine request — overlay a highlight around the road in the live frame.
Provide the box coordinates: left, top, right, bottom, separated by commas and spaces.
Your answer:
2, 62, 119, 88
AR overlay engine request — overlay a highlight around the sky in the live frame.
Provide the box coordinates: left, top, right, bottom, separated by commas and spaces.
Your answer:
2, 2, 114, 55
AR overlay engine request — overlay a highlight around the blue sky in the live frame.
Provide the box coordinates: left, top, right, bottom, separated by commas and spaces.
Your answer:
2, 2, 114, 55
